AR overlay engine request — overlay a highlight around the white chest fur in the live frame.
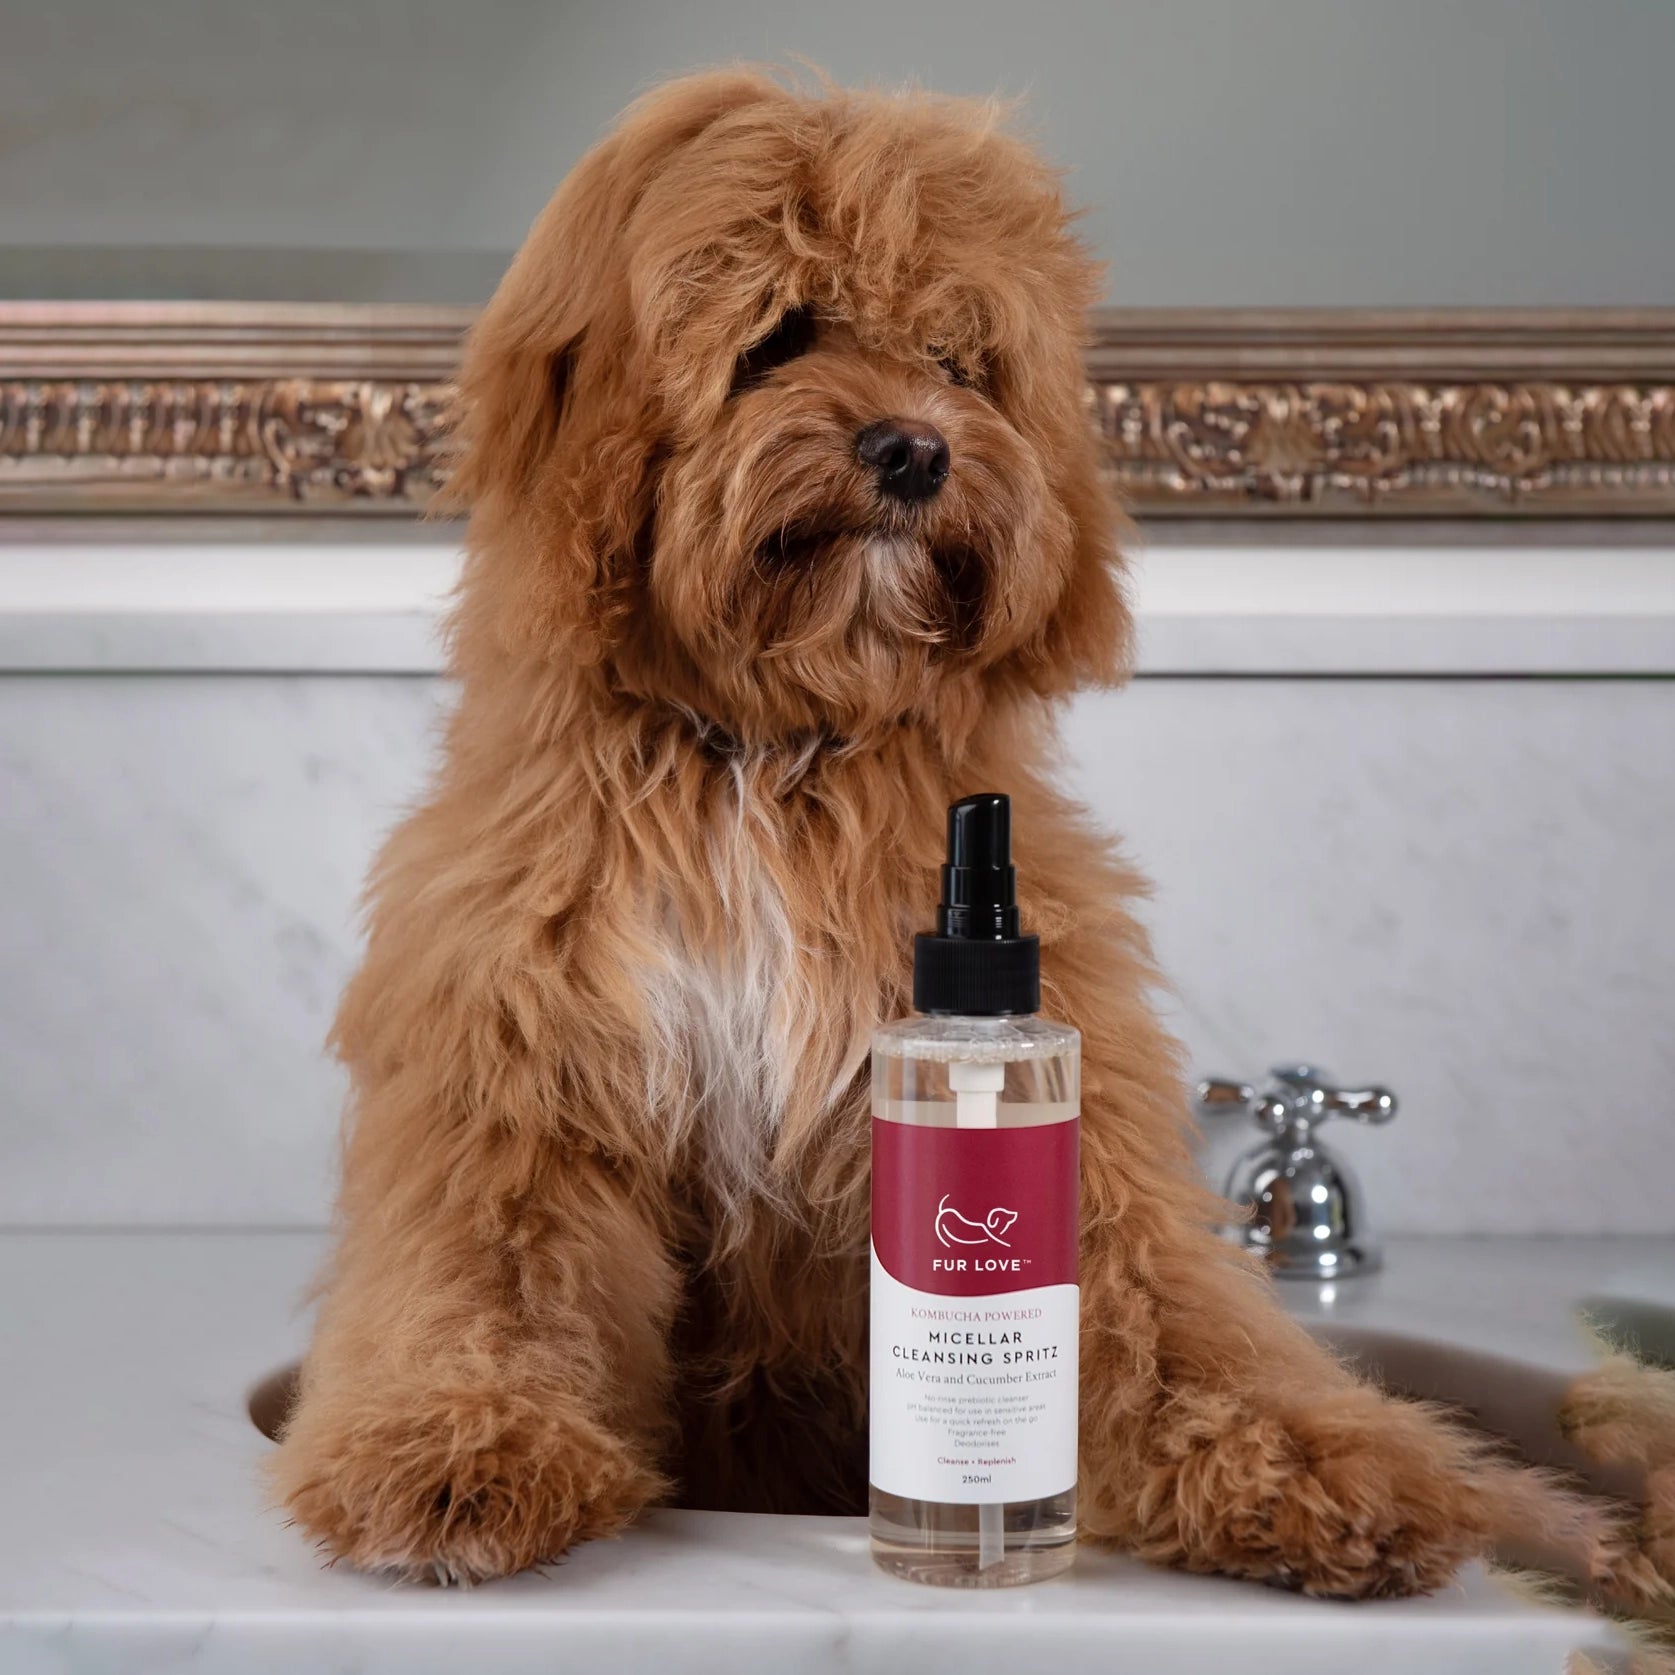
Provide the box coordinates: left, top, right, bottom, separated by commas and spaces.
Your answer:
635, 787, 812, 1213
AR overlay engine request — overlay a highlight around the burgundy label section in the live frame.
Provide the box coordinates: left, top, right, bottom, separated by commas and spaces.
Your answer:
872, 1116, 1079, 1296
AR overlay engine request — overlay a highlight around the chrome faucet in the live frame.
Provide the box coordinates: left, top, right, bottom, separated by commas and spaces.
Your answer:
1196, 1064, 1397, 1279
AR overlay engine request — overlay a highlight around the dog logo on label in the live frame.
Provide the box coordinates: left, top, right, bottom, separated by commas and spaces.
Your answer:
934, 1194, 1019, 1248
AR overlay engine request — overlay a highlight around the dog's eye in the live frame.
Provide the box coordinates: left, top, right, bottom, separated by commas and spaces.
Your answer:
934, 350, 983, 391
731, 305, 817, 394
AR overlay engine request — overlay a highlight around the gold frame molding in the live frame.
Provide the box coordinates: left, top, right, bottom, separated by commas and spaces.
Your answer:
3, 301, 1673, 517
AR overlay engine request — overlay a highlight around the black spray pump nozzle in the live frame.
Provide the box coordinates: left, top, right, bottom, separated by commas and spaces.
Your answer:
914, 792, 1041, 1016
938, 793, 1021, 940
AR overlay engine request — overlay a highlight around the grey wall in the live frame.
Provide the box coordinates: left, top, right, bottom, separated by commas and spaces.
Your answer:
3, 0, 1673, 305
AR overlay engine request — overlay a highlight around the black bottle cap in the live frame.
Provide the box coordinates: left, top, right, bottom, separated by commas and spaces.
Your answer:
912, 792, 1041, 1016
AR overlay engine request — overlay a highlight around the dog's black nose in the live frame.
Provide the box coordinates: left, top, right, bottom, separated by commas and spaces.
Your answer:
856, 419, 950, 502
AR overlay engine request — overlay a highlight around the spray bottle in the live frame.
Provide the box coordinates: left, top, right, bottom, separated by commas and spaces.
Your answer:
869, 792, 1081, 1586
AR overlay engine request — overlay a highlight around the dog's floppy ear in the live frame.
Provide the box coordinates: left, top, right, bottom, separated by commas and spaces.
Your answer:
449, 117, 688, 669
441, 133, 626, 664
445, 139, 614, 523
1047, 434, 1135, 689
446, 69, 797, 662
1019, 342, 1134, 692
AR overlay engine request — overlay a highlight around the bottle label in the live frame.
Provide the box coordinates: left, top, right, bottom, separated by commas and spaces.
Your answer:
869, 1114, 1079, 1504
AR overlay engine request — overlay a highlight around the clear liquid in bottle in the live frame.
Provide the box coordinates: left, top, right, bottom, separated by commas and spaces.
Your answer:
869, 1013, 1080, 1587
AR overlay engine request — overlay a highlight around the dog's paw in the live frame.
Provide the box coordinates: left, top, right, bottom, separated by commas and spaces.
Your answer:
1132, 1389, 1491, 1599
270, 1389, 665, 1584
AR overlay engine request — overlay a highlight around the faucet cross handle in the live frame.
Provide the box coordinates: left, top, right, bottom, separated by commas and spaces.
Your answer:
1196, 1064, 1398, 1138
1267, 1064, 1397, 1128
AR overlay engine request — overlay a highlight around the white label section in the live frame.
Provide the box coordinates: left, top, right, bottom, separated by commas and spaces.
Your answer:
869, 1245, 1078, 1504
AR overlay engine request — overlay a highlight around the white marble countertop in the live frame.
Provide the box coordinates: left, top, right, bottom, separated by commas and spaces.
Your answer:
4, 1231, 1664, 1674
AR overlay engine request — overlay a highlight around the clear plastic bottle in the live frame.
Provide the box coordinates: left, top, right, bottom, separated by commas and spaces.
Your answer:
869, 796, 1081, 1588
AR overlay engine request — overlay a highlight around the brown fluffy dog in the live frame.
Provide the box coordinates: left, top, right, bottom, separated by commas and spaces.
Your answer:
271, 68, 1629, 1597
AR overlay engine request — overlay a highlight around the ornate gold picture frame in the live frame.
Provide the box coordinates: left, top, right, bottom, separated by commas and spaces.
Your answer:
2, 302, 1672, 517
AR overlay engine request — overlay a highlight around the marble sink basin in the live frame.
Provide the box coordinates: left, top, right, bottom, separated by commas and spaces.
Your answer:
1580, 1293, 1675, 1372
1313, 1321, 1647, 1504
4, 1231, 1664, 1675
